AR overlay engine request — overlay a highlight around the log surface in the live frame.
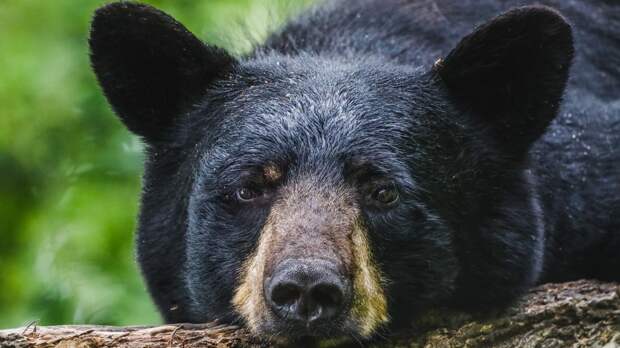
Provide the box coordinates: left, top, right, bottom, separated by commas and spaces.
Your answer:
1, 280, 619, 347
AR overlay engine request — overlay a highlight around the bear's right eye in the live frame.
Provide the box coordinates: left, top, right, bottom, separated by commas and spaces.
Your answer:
236, 187, 261, 202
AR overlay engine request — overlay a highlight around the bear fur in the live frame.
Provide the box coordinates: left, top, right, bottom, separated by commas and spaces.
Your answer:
89, 0, 620, 341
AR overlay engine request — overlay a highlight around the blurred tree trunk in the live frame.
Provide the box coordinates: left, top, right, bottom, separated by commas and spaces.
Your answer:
1, 280, 618, 348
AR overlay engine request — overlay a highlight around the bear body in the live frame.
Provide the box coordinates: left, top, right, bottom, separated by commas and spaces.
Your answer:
90, 0, 620, 342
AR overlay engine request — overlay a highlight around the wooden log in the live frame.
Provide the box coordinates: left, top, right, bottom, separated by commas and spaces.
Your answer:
0, 323, 261, 348
1, 280, 619, 347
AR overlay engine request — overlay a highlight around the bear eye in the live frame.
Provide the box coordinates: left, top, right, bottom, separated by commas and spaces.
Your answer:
236, 187, 261, 202
371, 183, 399, 206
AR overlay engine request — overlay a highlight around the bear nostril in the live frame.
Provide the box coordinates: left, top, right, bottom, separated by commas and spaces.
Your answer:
271, 282, 303, 308
266, 259, 349, 326
307, 282, 344, 321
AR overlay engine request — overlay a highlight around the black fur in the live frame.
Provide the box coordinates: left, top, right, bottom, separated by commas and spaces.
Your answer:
89, 3, 235, 143
89, 0, 620, 340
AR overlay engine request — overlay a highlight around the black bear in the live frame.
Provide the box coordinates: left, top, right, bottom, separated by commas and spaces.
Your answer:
89, 0, 620, 343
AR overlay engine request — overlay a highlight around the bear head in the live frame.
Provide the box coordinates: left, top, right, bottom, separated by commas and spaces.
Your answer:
89, 2, 573, 342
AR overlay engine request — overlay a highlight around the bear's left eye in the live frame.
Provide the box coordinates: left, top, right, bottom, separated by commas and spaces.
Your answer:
236, 187, 262, 202
370, 183, 400, 206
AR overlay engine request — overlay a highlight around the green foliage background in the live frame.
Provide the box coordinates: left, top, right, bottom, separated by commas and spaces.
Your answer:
0, 0, 313, 328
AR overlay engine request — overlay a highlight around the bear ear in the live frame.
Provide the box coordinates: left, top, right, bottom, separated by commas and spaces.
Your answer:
435, 6, 573, 155
89, 2, 236, 143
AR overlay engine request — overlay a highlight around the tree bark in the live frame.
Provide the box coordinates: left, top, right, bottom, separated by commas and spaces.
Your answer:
1, 280, 618, 348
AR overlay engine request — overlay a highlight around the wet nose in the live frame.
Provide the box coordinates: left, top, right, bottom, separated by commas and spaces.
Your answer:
265, 259, 350, 325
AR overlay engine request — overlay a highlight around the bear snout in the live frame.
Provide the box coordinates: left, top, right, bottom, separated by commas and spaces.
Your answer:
264, 258, 351, 329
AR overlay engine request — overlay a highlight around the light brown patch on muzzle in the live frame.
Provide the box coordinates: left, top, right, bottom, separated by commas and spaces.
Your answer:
232, 178, 389, 336
349, 221, 389, 336
231, 216, 275, 332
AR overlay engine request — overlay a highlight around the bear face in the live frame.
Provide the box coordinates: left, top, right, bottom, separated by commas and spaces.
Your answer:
183, 58, 465, 337
89, 1, 573, 342
181, 56, 551, 338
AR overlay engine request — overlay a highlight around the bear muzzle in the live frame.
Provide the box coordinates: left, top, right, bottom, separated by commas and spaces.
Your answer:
232, 178, 388, 340
264, 258, 351, 329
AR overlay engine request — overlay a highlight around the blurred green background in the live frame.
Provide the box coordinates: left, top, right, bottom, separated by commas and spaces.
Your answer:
0, 0, 313, 328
